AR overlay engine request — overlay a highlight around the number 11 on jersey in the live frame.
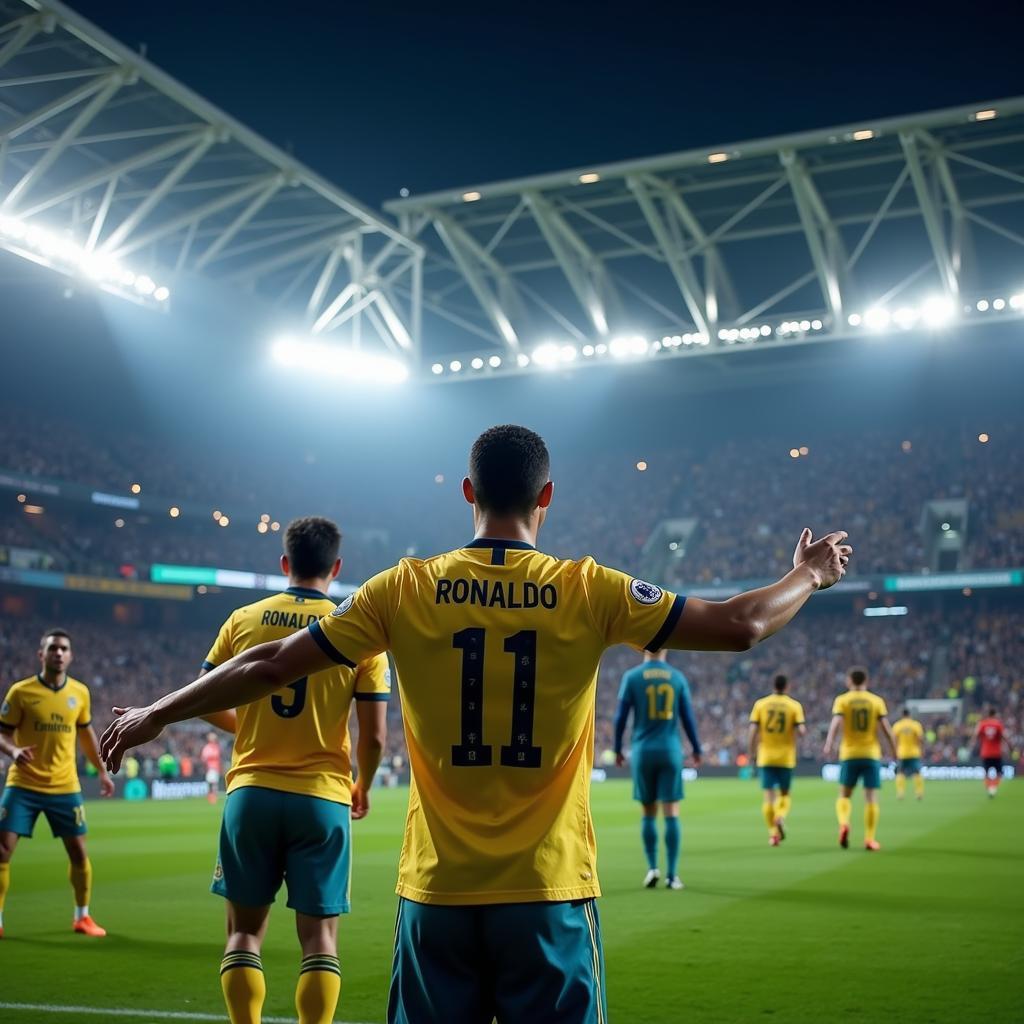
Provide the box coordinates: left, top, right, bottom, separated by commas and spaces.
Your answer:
451, 628, 542, 768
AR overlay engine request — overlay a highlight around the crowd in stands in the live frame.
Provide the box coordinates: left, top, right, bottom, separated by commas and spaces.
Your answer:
1, 603, 1020, 786
2, 408, 1021, 588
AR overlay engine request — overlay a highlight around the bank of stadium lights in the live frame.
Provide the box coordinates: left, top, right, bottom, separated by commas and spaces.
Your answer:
978, 433, 990, 444
168, 506, 180, 518
0, 214, 170, 304
270, 521, 281, 532
130, 483, 142, 494
271, 337, 409, 384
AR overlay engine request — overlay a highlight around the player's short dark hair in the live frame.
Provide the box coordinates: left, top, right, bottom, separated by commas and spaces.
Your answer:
773, 674, 788, 692
848, 667, 868, 686
987, 705, 997, 716
39, 627, 71, 648
469, 425, 550, 518
902, 707, 910, 717
284, 516, 341, 578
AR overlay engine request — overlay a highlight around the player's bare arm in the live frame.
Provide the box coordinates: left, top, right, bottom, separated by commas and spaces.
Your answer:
194, 669, 239, 733
78, 725, 115, 797
667, 529, 850, 652
823, 714, 843, 758
0, 725, 34, 766
100, 629, 336, 772
879, 717, 898, 760
351, 701, 387, 820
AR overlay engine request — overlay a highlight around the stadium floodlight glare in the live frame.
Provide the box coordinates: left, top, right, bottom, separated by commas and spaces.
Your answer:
450, 360, 463, 372
893, 306, 920, 330
516, 353, 531, 367
1010, 294, 1024, 310
595, 343, 608, 355
489, 355, 502, 368
976, 299, 989, 311
609, 335, 649, 358
272, 337, 409, 383
578, 172, 601, 184
0, 213, 171, 305
431, 363, 444, 374
848, 313, 862, 326
532, 342, 577, 368
972, 108, 997, 121
462, 191, 482, 202
863, 307, 891, 331
707, 152, 729, 163
921, 295, 955, 328
471, 357, 484, 370
582, 344, 595, 357
851, 129, 876, 141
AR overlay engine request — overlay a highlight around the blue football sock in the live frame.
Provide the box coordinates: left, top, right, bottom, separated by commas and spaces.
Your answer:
641, 816, 659, 870
664, 817, 681, 877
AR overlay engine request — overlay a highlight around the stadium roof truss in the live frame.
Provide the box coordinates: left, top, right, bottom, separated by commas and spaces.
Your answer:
0, 0, 423, 358
386, 97, 1024, 379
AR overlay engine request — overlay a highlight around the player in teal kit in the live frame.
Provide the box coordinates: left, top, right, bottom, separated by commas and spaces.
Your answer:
614, 650, 701, 890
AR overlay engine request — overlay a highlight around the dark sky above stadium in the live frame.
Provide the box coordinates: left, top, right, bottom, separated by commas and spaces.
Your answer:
71, 0, 1022, 208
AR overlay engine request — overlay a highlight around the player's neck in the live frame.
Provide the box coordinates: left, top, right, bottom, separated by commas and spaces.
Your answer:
472, 515, 538, 548
40, 667, 67, 688
287, 576, 331, 596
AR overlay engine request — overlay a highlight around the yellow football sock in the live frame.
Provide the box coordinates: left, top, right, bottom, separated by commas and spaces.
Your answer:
864, 803, 880, 842
0, 862, 10, 912
894, 773, 906, 798
835, 797, 852, 827
761, 801, 777, 833
913, 774, 925, 799
775, 794, 792, 820
221, 951, 266, 1024
296, 954, 342, 1024
69, 859, 92, 909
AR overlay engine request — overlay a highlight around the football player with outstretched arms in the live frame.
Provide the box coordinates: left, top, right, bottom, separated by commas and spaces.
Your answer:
101, 424, 850, 1024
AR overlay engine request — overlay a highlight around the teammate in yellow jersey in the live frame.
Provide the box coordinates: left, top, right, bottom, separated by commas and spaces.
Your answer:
101, 425, 852, 1024
823, 667, 898, 852
892, 708, 926, 801
198, 517, 389, 1024
748, 674, 806, 846
0, 628, 114, 939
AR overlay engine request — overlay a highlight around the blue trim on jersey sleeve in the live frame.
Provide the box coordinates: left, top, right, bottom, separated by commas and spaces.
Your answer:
354, 692, 390, 702
645, 594, 686, 652
201, 660, 217, 671
307, 620, 357, 669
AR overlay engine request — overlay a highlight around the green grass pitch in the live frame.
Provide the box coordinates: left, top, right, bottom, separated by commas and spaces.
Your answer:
1, 779, 1021, 1023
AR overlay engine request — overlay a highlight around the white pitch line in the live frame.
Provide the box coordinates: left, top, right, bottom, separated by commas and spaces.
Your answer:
0, 1002, 374, 1024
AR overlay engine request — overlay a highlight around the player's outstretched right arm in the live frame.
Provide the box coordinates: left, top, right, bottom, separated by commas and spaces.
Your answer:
666, 529, 850, 652
100, 630, 335, 772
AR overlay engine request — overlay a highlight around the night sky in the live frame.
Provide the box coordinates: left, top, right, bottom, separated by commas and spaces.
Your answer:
70, 0, 1024, 208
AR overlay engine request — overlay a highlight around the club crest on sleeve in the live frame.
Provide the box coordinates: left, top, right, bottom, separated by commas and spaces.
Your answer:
1, 700, 9, 718
629, 578, 663, 605
213, 860, 224, 882
383, 668, 393, 690
331, 594, 355, 617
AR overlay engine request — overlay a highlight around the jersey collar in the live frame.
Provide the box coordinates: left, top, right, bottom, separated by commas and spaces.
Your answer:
36, 672, 68, 692
464, 538, 536, 551
285, 586, 329, 599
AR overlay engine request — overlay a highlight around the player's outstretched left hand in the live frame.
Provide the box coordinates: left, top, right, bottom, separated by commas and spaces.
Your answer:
99, 773, 116, 798
351, 782, 370, 820
100, 705, 165, 773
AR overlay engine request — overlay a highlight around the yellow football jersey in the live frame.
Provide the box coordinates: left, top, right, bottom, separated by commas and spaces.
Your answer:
892, 717, 924, 759
749, 693, 805, 768
832, 689, 888, 760
204, 586, 390, 804
310, 538, 686, 906
0, 674, 91, 794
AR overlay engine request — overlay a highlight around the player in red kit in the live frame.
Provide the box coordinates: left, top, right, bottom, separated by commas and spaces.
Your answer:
201, 731, 224, 805
974, 708, 1010, 798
